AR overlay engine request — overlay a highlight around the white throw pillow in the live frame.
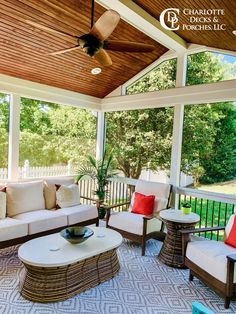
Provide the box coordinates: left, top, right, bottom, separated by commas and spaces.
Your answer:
0, 191, 6, 219
56, 184, 80, 208
6, 181, 45, 217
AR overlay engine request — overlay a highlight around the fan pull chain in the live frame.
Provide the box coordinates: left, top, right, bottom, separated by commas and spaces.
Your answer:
91, 0, 95, 29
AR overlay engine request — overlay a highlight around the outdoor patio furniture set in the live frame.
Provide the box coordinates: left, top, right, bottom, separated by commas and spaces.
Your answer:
0, 178, 236, 308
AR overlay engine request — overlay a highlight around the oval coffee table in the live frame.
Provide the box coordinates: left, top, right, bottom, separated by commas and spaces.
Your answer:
158, 209, 200, 268
18, 226, 123, 303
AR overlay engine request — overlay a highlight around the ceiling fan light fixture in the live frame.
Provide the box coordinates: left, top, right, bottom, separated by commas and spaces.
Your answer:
232, 30, 236, 36
91, 67, 102, 75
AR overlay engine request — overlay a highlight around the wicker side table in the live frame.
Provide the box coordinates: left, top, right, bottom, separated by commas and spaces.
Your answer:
158, 209, 200, 268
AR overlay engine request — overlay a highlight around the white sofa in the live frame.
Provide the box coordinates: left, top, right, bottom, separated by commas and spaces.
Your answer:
0, 177, 99, 248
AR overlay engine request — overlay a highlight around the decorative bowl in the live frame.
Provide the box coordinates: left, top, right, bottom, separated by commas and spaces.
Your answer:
60, 226, 94, 244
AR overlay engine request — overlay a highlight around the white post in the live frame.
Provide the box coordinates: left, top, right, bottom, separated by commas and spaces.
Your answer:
96, 111, 105, 160
8, 94, 21, 181
170, 53, 187, 208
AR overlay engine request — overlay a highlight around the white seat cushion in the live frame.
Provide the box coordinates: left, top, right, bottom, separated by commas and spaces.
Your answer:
0, 218, 28, 241
13, 210, 67, 235
59, 204, 98, 225
186, 237, 236, 283
108, 211, 162, 235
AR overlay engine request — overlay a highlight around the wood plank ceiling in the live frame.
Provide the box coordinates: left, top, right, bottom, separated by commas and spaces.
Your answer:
134, 0, 236, 51
0, 0, 167, 98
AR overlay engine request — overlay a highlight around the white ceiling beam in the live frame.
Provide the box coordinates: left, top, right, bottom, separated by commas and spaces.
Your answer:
101, 79, 236, 112
96, 0, 187, 53
0, 74, 102, 111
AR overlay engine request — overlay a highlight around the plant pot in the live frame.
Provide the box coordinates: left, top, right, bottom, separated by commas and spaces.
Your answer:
98, 207, 106, 219
181, 206, 191, 215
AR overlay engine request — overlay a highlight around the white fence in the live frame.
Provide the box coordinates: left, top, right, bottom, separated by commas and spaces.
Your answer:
0, 160, 77, 180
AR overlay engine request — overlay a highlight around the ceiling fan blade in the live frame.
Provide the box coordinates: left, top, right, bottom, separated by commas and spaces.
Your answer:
90, 10, 120, 41
94, 49, 112, 67
49, 46, 81, 55
26, 20, 78, 40
104, 40, 155, 52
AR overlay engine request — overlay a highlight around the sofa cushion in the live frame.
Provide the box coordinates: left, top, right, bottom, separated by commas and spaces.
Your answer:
186, 237, 236, 283
0, 187, 6, 219
56, 184, 80, 208
44, 177, 75, 210
6, 181, 45, 217
108, 211, 162, 235
0, 217, 28, 241
13, 209, 67, 235
59, 204, 98, 225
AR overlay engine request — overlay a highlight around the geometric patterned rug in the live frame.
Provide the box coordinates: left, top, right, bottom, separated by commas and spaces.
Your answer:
0, 239, 236, 314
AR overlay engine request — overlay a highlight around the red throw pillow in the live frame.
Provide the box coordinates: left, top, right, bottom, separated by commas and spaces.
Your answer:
131, 192, 155, 216
225, 216, 236, 248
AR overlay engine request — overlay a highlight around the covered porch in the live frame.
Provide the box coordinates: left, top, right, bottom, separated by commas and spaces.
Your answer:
0, 0, 236, 313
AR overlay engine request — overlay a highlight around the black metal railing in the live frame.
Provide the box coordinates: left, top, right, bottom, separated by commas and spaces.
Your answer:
178, 187, 236, 241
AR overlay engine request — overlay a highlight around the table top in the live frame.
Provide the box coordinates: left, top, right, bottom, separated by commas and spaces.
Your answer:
160, 209, 200, 224
18, 227, 123, 268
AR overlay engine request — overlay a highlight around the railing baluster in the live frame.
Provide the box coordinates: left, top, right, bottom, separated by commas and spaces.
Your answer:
205, 200, 209, 238
216, 202, 221, 241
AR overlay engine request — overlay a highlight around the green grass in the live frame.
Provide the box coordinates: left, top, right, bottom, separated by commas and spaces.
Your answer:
197, 180, 236, 195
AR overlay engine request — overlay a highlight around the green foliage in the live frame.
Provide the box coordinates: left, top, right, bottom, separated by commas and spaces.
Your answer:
107, 52, 236, 184
76, 152, 117, 200
0, 96, 96, 168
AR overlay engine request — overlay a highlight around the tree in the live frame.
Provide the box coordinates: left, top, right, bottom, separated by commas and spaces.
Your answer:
107, 52, 236, 184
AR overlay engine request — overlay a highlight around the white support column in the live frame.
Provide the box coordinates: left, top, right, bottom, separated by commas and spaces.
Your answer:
8, 94, 21, 180
96, 111, 106, 160
170, 54, 187, 208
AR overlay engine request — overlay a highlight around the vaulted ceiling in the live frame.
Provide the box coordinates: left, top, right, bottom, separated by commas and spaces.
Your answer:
0, 0, 166, 98
0, 0, 235, 98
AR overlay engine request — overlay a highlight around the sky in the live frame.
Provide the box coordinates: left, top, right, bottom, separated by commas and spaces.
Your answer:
214, 53, 236, 64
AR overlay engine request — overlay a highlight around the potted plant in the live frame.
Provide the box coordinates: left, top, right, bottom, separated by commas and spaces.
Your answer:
181, 202, 192, 215
76, 151, 116, 219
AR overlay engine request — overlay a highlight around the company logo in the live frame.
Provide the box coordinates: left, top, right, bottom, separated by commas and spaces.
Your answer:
160, 8, 180, 31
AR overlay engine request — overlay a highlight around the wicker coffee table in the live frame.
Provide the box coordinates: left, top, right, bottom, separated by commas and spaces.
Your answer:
158, 209, 200, 268
18, 226, 122, 303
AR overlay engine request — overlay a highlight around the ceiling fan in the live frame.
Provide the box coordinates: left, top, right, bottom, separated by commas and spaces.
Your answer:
26, 0, 155, 67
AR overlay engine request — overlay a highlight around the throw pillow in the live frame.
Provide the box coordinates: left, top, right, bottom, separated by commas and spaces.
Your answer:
56, 184, 80, 208
129, 192, 167, 213
131, 192, 155, 216
0, 187, 6, 219
44, 178, 75, 210
225, 215, 236, 248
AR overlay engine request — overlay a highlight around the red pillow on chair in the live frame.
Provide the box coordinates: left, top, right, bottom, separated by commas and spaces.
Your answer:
225, 215, 236, 248
131, 192, 155, 216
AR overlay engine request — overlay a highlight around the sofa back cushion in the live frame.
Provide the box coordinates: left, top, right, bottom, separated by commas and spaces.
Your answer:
0, 187, 6, 219
6, 181, 45, 217
56, 184, 80, 208
44, 177, 75, 210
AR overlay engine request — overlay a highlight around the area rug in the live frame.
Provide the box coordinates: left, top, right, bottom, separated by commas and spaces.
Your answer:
0, 239, 236, 314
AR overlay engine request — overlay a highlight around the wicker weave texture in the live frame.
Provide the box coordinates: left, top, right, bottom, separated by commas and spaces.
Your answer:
19, 248, 120, 302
